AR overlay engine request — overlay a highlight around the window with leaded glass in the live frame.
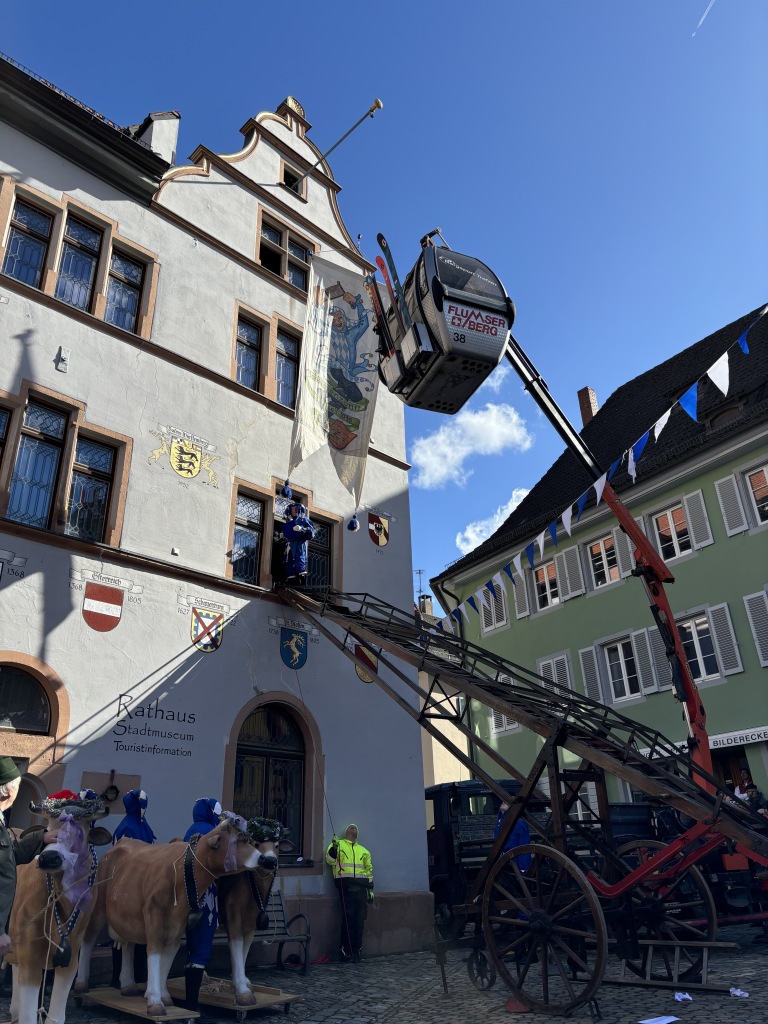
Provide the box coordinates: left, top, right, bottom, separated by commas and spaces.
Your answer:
54, 216, 102, 312
105, 251, 144, 332
7, 402, 67, 529
258, 217, 311, 291
233, 703, 305, 863
652, 503, 691, 559
307, 519, 331, 589
0, 666, 50, 734
2, 199, 53, 289
534, 560, 559, 610
275, 329, 300, 408
589, 534, 619, 588
65, 437, 115, 542
0, 408, 9, 469
232, 492, 264, 584
236, 317, 262, 390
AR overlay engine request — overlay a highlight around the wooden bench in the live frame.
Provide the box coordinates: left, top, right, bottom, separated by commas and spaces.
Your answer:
248, 890, 311, 975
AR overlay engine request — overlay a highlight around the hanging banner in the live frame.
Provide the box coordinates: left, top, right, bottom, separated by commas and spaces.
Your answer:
288, 256, 380, 504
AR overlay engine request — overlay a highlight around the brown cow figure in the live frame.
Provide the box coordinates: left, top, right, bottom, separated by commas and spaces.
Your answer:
74, 813, 268, 1017
7, 791, 111, 1024
218, 817, 291, 1005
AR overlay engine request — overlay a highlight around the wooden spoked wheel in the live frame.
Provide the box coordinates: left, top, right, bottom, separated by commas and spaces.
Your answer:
482, 844, 608, 1014
467, 948, 497, 990
615, 839, 717, 982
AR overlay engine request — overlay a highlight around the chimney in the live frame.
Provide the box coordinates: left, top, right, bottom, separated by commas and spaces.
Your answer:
131, 112, 181, 165
577, 386, 598, 427
418, 594, 433, 617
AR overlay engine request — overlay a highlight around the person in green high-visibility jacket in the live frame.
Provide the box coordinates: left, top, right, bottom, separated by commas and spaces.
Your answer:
326, 823, 373, 962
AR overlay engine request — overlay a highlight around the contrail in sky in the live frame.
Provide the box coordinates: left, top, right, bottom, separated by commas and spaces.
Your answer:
692, 0, 718, 37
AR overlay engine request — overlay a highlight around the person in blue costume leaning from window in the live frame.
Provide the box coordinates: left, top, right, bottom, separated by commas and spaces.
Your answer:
282, 502, 316, 586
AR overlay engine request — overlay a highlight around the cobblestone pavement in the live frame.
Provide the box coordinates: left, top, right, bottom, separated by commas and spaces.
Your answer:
1, 926, 765, 1024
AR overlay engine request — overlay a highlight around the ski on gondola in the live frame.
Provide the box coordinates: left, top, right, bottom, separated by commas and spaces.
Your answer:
376, 233, 413, 332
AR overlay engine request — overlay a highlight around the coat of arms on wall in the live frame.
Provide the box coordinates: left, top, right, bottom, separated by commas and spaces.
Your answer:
191, 606, 225, 652
280, 627, 307, 670
354, 644, 377, 684
148, 423, 221, 487
368, 513, 389, 546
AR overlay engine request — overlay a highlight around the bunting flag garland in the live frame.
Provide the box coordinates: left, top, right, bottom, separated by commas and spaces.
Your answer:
707, 352, 729, 396
654, 408, 672, 441
593, 472, 607, 504
561, 504, 573, 536
441, 310, 764, 627
678, 381, 698, 422
513, 552, 524, 580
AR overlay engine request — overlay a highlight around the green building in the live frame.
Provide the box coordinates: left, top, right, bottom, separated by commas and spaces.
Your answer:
431, 306, 768, 803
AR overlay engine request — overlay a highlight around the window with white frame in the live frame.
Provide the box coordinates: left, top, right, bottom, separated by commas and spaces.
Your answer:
491, 674, 517, 732
648, 491, 712, 559
746, 465, 768, 524
677, 614, 719, 683
534, 560, 559, 610
588, 533, 620, 588
652, 503, 691, 559
604, 639, 641, 701
480, 582, 508, 633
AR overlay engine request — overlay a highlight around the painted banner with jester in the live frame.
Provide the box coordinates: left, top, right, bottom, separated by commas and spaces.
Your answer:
288, 255, 380, 504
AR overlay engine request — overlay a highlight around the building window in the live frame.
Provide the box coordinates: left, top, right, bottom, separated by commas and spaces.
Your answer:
54, 216, 102, 312
677, 615, 719, 683
588, 534, 620, 588
65, 437, 115, 542
236, 317, 262, 390
282, 165, 303, 195
7, 402, 67, 529
275, 329, 300, 408
604, 639, 641, 701
105, 251, 144, 332
258, 218, 312, 292
232, 492, 265, 585
233, 703, 304, 863
307, 519, 332, 589
0, 665, 50, 734
746, 465, 768, 524
534, 560, 559, 610
2, 199, 53, 289
652, 503, 691, 560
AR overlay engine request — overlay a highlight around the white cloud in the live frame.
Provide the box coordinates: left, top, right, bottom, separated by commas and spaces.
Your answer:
455, 488, 530, 555
410, 403, 533, 489
479, 363, 511, 393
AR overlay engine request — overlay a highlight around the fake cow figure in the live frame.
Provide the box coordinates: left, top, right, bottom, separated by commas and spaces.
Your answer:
75, 812, 269, 1018
7, 791, 111, 1024
218, 817, 291, 1005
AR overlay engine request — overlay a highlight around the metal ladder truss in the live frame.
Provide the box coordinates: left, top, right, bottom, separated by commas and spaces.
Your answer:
283, 587, 768, 861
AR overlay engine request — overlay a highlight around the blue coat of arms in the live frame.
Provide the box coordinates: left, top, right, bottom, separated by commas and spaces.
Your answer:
280, 627, 307, 669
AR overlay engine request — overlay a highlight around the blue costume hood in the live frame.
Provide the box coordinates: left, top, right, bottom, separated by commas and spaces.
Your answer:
113, 788, 156, 844
184, 797, 222, 841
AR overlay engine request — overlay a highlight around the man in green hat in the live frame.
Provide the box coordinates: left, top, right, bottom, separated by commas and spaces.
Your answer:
0, 757, 46, 959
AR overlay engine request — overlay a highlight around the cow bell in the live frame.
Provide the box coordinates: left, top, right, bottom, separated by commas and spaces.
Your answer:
256, 910, 270, 930
52, 937, 71, 968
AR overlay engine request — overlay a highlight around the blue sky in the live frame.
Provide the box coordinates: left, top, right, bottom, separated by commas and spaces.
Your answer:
7, 1, 768, 604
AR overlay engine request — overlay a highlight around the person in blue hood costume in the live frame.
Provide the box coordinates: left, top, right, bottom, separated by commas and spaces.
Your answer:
111, 789, 156, 988
182, 798, 222, 1013
282, 502, 316, 586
